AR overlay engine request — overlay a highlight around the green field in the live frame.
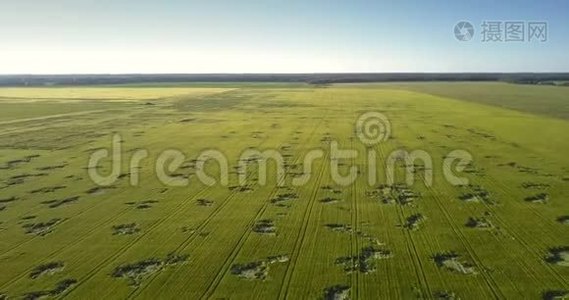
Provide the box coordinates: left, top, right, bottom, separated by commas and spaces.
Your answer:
1, 83, 569, 299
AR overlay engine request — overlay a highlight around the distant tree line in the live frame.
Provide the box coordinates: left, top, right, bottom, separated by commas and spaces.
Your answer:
0, 73, 568, 86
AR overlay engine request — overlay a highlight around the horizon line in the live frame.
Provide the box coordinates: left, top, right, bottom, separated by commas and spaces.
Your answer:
2, 72, 569, 76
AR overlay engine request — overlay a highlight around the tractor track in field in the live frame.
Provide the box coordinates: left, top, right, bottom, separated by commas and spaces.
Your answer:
124, 152, 271, 299
197, 130, 317, 299
278, 150, 329, 300
0, 117, 165, 254
370, 153, 396, 298
197, 189, 275, 299
363, 128, 404, 298
382, 132, 434, 299
135, 189, 261, 297
349, 130, 360, 300
395, 204, 433, 298
0, 160, 191, 289
407, 126, 504, 299
0, 206, 132, 291
471, 182, 567, 289
419, 125, 567, 290
125, 111, 321, 298
443, 138, 564, 290
196, 115, 326, 299
63, 125, 275, 297
427, 182, 504, 299
0, 109, 111, 126
0, 109, 128, 138
63, 132, 277, 298
60, 184, 217, 298
126, 181, 256, 299
276, 111, 330, 300
445, 181, 546, 291
425, 124, 569, 289
0, 183, 145, 257
476, 174, 569, 288
130, 122, 314, 299
407, 127, 504, 298
0, 134, 181, 230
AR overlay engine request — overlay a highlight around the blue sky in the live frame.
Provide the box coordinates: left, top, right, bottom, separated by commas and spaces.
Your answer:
0, 0, 567, 73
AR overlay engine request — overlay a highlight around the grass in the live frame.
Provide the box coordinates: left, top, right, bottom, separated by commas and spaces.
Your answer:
0, 87, 232, 102
360, 81, 569, 120
0, 83, 568, 299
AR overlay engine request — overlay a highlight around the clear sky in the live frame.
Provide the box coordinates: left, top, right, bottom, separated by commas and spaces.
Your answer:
0, 0, 567, 74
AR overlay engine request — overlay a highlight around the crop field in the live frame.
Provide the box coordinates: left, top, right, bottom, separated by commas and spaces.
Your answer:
0, 83, 569, 299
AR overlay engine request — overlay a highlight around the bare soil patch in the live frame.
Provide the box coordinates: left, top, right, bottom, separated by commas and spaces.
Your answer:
125, 200, 159, 210
521, 182, 550, 189
435, 291, 459, 300
433, 252, 476, 275
323, 285, 350, 300
0, 196, 18, 204
320, 197, 341, 204
196, 199, 214, 206
0, 154, 40, 170
112, 223, 140, 235
23, 279, 77, 300
85, 185, 116, 195
325, 223, 353, 233
36, 164, 67, 171
271, 193, 298, 204
546, 247, 569, 267
30, 262, 65, 279
404, 214, 426, 231
457, 185, 493, 204
22, 218, 62, 236
112, 253, 188, 286
543, 290, 569, 300
525, 193, 549, 204
41, 196, 79, 208
465, 217, 494, 230
5, 173, 47, 186
367, 184, 420, 206
252, 219, 276, 235
557, 216, 569, 225
30, 186, 66, 194
230, 254, 289, 280
335, 246, 393, 274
